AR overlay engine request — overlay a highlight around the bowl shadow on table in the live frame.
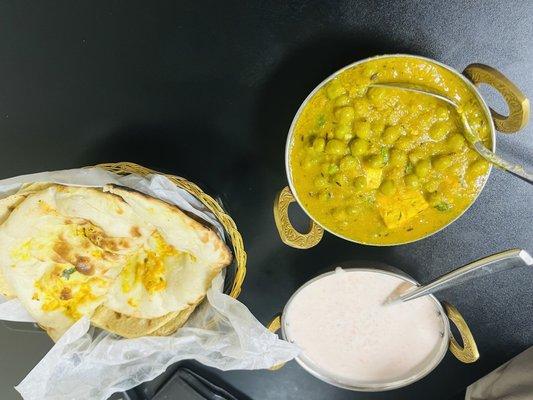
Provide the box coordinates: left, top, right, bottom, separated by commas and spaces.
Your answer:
250, 31, 433, 186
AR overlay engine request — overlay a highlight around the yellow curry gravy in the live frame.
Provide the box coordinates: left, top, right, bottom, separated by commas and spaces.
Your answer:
289, 57, 491, 245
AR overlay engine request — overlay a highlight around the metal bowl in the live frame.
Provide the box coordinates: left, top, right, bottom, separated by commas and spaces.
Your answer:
273, 54, 529, 248
268, 262, 479, 391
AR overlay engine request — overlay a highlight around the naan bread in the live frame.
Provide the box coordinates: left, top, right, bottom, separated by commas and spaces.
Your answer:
0, 195, 22, 298
0, 183, 54, 298
0, 183, 231, 340
0, 185, 150, 338
90, 185, 231, 337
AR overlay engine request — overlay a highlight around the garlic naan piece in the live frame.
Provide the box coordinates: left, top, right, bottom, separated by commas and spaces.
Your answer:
99, 185, 231, 323
0, 185, 149, 338
0, 182, 231, 340
0, 195, 24, 298
0, 183, 54, 298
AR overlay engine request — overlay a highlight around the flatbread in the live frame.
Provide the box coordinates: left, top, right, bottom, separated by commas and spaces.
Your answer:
0, 183, 54, 298
0, 185, 149, 337
91, 300, 199, 338
0, 183, 231, 340
90, 184, 231, 337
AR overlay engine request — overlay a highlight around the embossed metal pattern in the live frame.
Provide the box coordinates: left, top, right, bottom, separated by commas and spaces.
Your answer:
273, 186, 324, 249
443, 301, 480, 363
464, 63, 530, 133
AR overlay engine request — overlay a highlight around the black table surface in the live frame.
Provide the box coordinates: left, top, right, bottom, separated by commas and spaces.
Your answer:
0, 1, 532, 399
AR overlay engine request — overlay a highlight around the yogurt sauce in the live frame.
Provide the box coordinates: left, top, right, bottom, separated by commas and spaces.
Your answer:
284, 269, 444, 384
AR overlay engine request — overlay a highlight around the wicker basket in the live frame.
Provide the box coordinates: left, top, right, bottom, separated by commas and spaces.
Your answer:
95, 162, 247, 299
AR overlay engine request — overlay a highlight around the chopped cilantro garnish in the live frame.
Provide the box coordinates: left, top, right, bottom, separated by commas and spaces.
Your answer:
62, 267, 76, 280
327, 164, 339, 175
434, 202, 452, 212
381, 147, 389, 164
317, 115, 326, 127
405, 162, 414, 174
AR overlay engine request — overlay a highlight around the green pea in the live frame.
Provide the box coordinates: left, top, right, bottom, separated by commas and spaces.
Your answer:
335, 107, 355, 125
395, 136, 415, 151
367, 154, 384, 168
353, 176, 367, 191
352, 98, 371, 118
334, 95, 351, 107
368, 87, 387, 103
433, 155, 453, 172
334, 124, 352, 140
447, 133, 465, 153
312, 137, 326, 152
372, 122, 386, 136
321, 162, 339, 175
314, 176, 329, 189
404, 174, 419, 188
332, 208, 347, 221
352, 120, 372, 139
333, 172, 350, 186
409, 149, 425, 164
382, 125, 403, 145
414, 159, 431, 178
350, 138, 370, 156
380, 179, 397, 196
389, 149, 407, 167
339, 155, 360, 172
326, 80, 346, 99
318, 190, 332, 201
435, 106, 450, 121
325, 139, 347, 155
468, 159, 489, 177
429, 121, 452, 141
424, 180, 440, 193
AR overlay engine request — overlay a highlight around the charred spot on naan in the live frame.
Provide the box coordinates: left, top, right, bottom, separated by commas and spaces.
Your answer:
103, 184, 232, 266
81, 225, 134, 252
130, 226, 142, 237
51, 230, 122, 276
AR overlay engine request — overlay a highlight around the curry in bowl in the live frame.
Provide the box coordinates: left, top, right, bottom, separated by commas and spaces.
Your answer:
288, 56, 492, 245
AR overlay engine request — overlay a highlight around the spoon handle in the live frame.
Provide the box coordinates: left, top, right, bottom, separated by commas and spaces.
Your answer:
370, 82, 533, 185
398, 249, 533, 302
472, 141, 533, 184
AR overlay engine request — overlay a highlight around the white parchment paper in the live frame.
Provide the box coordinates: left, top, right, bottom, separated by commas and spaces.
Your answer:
0, 167, 299, 400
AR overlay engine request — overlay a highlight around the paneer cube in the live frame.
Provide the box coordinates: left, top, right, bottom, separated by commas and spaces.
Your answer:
377, 189, 428, 229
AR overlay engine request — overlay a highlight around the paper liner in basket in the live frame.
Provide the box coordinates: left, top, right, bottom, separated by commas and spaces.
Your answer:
0, 167, 299, 400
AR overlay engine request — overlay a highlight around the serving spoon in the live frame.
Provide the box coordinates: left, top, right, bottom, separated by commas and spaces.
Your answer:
386, 248, 533, 304
369, 82, 533, 185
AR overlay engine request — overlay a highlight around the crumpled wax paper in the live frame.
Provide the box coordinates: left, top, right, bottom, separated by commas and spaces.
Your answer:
0, 167, 299, 400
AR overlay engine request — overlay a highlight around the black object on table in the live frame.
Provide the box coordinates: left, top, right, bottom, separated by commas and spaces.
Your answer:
121, 363, 246, 400
0, 1, 531, 400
